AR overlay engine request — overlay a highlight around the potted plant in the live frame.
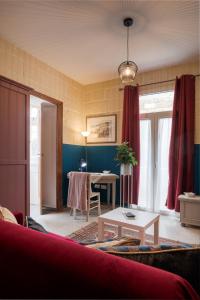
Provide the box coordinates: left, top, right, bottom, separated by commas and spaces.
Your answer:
115, 142, 138, 175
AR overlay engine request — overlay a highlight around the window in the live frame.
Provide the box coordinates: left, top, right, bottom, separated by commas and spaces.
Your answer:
140, 91, 174, 114
138, 91, 174, 212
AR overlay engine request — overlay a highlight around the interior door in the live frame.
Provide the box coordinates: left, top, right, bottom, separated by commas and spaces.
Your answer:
0, 77, 30, 215
41, 102, 57, 209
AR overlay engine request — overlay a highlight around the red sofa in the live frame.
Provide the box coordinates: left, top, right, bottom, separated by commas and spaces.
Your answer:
0, 212, 199, 299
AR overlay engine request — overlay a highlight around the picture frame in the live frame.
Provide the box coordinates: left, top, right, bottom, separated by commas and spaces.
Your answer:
86, 114, 117, 144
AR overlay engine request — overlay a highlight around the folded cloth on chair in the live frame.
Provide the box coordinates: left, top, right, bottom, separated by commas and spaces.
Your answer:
67, 172, 88, 211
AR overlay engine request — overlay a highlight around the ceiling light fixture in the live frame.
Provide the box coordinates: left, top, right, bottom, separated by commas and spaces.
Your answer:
118, 17, 138, 84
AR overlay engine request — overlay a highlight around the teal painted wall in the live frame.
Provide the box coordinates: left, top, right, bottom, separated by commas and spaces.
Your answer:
86, 146, 119, 174
87, 146, 120, 203
62, 143, 200, 205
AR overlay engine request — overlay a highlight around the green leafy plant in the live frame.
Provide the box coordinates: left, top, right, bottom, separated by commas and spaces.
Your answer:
115, 142, 138, 166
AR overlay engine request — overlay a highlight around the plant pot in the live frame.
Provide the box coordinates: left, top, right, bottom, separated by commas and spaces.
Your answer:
120, 163, 132, 176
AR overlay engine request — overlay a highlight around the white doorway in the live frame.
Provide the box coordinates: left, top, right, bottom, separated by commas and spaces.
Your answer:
138, 91, 174, 213
30, 96, 57, 217
30, 99, 41, 216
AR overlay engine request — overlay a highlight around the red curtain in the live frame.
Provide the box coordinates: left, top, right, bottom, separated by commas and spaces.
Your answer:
122, 85, 140, 204
167, 75, 195, 212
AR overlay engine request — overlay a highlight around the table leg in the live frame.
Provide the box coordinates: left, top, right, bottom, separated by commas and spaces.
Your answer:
139, 229, 145, 245
112, 181, 116, 209
123, 176, 125, 207
117, 225, 122, 238
98, 219, 104, 240
120, 175, 122, 207
107, 183, 110, 205
154, 218, 159, 244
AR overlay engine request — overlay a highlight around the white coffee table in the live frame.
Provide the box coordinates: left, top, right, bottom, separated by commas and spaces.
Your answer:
98, 207, 160, 245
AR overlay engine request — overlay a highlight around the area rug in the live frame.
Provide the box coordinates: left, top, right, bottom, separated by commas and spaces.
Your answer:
68, 221, 187, 245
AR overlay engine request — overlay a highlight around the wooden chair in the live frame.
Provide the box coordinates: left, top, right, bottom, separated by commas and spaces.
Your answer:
85, 174, 102, 222
70, 173, 101, 221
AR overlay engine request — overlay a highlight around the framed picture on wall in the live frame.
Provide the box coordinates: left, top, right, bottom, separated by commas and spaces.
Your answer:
86, 114, 117, 144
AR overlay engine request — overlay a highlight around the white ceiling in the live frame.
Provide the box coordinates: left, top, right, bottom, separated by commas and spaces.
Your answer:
0, 0, 199, 85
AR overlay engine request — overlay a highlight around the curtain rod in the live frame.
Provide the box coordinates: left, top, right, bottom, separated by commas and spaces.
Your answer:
118, 74, 200, 91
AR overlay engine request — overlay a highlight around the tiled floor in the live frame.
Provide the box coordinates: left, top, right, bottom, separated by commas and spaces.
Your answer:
31, 204, 200, 245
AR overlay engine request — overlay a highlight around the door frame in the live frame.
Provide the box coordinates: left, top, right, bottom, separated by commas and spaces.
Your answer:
0, 75, 63, 212
31, 90, 63, 211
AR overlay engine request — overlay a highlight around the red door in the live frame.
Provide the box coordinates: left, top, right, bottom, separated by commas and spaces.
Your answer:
0, 77, 30, 216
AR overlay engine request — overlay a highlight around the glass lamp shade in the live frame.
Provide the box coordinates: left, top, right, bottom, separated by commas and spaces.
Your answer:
80, 160, 87, 168
118, 61, 138, 84
80, 158, 87, 172
81, 131, 90, 137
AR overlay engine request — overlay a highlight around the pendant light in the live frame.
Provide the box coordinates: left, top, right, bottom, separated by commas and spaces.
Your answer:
118, 17, 138, 84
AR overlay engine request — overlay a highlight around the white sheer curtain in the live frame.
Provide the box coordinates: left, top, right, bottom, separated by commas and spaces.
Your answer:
155, 118, 172, 211
138, 91, 174, 213
138, 116, 172, 212
138, 120, 153, 210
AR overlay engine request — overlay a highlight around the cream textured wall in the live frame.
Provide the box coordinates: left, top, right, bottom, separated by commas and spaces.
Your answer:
0, 37, 85, 145
84, 61, 200, 144
0, 37, 199, 145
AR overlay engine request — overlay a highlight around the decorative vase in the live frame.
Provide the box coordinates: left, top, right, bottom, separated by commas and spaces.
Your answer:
120, 163, 132, 176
